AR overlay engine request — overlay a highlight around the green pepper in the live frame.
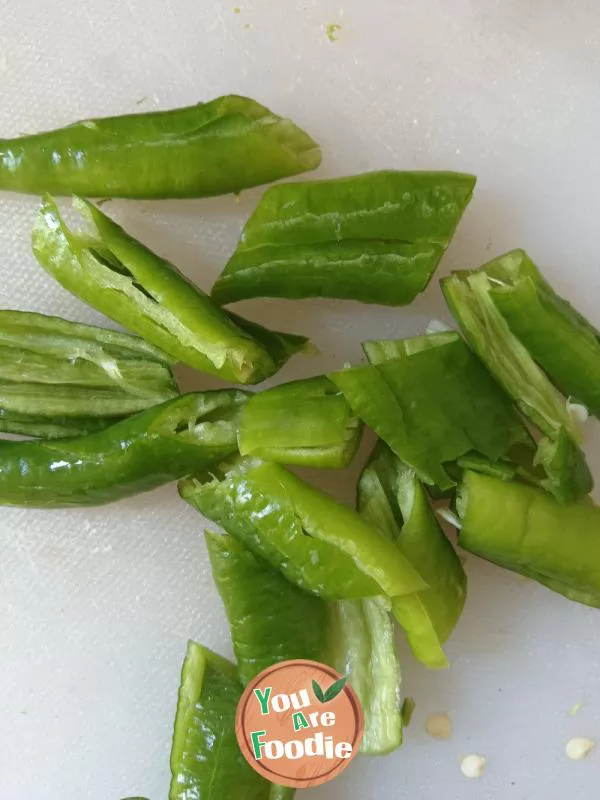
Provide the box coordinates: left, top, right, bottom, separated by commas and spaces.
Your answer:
358, 442, 466, 669
0, 310, 178, 438
169, 641, 268, 800
330, 332, 528, 490
442, 259, 593, 502
442, 253, 581, 439
457, 471, 600, 608
211, 171, 476, 306
237, 376, 362, 468
461, 249, 600, 419
32, 197, 310, 385
203, 486, 404, 757
205, 530, 329, 684
0, 390, 247, 507
327, 596, 403, 754
180, 457, 427, 600
0, 96, 320, 198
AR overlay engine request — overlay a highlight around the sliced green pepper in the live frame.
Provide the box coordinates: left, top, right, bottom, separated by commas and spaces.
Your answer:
237, 376, 362, 468
211, 171, 476, 306
169, 641, 267, 800
441, 253, 580, 439
457, 471, 600, 608
442, 260, 593, 501
32, 197, 310, 384
468, 249, 600, 419
0, 390, 247, 507
330, 332, 527, 490
180, 457, 426, 600
358, 442, 467, 669
1, 96, 320, 198
0, 310, 178, 438
0, 409, 110, 439
205, 530, 329, 684
328, 597, 403, 754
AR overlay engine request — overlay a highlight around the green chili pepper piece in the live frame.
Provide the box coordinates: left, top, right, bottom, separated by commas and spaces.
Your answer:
212, 171, 476, 306
442, 259, 594, 501
180, 457, 426, 599
231, 171, 476, 248
327, 597, 403, 754
0, 310, 178, 437
457, 471, 600, 608
359, 442, 467, 669
206, 530, 329, 684
1, 96, 320, 198
331, 333, 527, 489
0, 409, 111, 439
441, 260, 580, 441
0, 390, 247, 507
181, 458, 380, 599
213, 240, 444, 306
169, 641, 268, 800
32, 197, 309, 384
215, 460, 428, 598
238, 376, 362, 468
479, 249, 600, 420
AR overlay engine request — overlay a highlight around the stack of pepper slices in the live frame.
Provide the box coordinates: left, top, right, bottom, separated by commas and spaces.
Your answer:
2, 95, 600, 799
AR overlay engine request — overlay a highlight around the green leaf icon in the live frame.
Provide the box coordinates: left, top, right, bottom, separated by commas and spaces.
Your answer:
312, 679, 325, 703
323, 676, 347, 702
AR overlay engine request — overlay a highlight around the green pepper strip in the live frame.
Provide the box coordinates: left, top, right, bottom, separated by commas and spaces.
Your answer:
330, 332, 527, 490
457, 471, 600, 608
0, 390, 247, 507
205, 530, 329, 685
476, 249, 600, 420
212, 171, 476, 306
442, 253, 580, 440
442, 258, 593, 501
327, 596, 403, 754
169, 641, 268, 800
0, 409, 111, 439
359, 442, 467, 669
180, 457, 426, 600
1, 96, 320, 198
32, 197, 310, 384
0, 310, 178, 437
237, 376, 362, 468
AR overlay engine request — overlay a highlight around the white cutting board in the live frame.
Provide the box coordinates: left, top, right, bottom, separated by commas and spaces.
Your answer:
1, 1, 600, 798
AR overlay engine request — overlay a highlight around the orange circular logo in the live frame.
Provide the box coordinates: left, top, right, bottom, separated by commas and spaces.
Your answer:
236, 659, 364, 789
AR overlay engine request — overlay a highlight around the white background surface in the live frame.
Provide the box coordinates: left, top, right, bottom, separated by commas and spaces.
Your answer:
1, 1, 600, 798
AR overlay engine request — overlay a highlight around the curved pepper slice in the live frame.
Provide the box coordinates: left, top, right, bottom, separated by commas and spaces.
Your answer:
206, 530, 329, 684
0, 310, 178, 438
457, 470, 600, 608
442, 258, 593, 502
328, 596, 403, 754
32, 197, 310, 384
0, 390, 247, 507
211, 171, 476, 306
180, 457, 426, 600
359, 442, 467, 669
169, 641, 268, 800
330, 332, 527, 490
478, 249, 600, 420
442, 253, 580, 439
0, 96, 320, 198
238, 376, 362, 468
